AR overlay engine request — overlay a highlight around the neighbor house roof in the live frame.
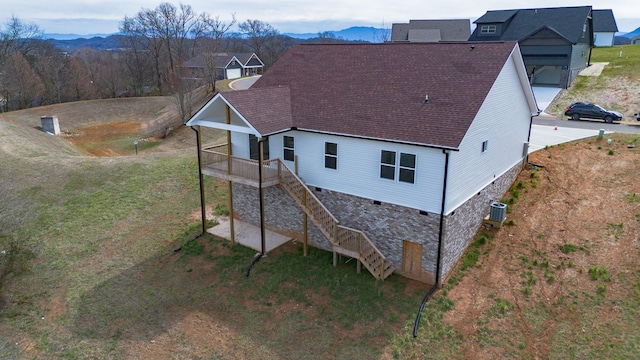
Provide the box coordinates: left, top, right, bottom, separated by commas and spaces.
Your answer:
391, 19, 471, 42
592, 9, 618, 32
183, 53, 260, 68
470, 6, 593, 43
215, 42, 530, 149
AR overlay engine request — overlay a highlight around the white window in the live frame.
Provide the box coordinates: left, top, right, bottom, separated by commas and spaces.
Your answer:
480, 25, 497, 34
380, 150, 396, 180
283, 136, 294, 161
380, 150, 416, 184
324, 142, 337, 169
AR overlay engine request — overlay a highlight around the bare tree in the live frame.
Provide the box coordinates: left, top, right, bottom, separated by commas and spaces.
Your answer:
0, 16, 44, 110
120, 2, 207, 95
67, 57, 96, 100
0, 16, 43, 61
238, 19, 278, 60
2, 52, 45, 110
196, 13, 236, 92
121, 10, 168, 93
31, 40, 70, 105
262, 34, 294, 68
373, 20, 391, 43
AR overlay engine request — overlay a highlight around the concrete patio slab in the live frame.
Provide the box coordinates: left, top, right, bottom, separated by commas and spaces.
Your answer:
207, 217, 292, 253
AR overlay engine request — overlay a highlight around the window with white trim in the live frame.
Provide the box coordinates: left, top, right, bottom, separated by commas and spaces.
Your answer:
480, 25, 497, 34
380, 150, 416, 184
324, 142, 337, 169
399, 153, 416, 183
380, 150, 396, 180
283, 136, 294, 161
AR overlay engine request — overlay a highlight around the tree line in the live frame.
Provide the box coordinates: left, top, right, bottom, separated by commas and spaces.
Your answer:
0, 2, 301, 115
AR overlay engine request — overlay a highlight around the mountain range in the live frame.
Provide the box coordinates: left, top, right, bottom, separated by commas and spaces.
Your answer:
45, 26, 386, 43
45, 24, 640, 48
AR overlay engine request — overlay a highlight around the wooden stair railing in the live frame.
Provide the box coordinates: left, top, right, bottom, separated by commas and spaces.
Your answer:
276, 160, 394, 280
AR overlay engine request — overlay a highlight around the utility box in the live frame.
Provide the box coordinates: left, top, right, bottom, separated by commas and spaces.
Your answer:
41, 116, 60, 135
489, 202, 507, 222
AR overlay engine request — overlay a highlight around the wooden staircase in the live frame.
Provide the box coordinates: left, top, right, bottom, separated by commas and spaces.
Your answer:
201, 147, 394, 280
278, 161, 394, 280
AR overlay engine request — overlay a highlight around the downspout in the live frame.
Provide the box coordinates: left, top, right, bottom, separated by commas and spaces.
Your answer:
413, 148, 449, 337
525, 115, 534, 163
587, 14, 594, 66
191, 125, 207, 235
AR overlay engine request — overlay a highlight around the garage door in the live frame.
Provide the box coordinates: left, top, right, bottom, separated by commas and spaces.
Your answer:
530, 66, 561, 86
226, 68, 241, 79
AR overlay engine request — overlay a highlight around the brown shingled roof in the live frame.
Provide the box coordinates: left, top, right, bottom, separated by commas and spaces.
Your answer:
225, 42, 518, 149
224, 86, 293, 135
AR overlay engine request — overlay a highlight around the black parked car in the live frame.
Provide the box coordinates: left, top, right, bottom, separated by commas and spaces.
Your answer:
564, 102, 623, 123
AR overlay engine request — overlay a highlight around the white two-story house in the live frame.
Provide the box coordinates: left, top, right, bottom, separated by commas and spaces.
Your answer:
185, 42, 539, 284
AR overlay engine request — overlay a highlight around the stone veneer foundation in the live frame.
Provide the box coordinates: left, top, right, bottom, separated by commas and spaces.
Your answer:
230, 161, 523, 284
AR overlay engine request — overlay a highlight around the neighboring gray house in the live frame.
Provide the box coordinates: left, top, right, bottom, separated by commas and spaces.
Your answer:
469, 6, 594, 88
182, 53, 264, 80
391, 19, 471, 42
632, 35, 640, 45
592, 9, 618, 47
185, 42, 539, 284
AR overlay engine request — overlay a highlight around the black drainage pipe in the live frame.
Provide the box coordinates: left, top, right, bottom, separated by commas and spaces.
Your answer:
413, 149, 449, 337
245, 253, 263, 277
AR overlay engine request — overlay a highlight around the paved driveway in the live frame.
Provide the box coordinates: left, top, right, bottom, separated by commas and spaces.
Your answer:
529, 124, 611, 153
229, 75, 261, 90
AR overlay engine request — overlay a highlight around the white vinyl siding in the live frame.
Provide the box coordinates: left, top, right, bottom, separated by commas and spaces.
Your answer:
269, 131, 445, 212
445, 52, 532, 214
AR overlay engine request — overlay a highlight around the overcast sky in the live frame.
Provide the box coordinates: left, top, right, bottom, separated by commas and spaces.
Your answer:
2, 0, 640, 35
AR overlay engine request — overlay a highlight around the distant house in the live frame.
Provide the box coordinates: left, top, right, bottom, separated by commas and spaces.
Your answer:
182, 53, 264, 80
469, 6, 594, 88
592, 9, 619, 47
632, 35, 640, 45
391, 19, 471, 42
185, 42, 538, 284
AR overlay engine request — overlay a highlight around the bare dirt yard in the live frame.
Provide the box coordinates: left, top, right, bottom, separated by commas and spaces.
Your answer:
442, 133, 640, 358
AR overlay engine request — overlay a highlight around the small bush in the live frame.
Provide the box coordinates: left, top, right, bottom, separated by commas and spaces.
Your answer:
511, 188, 520, 199
490, 298, 515, 317
608, 149, 615, 156
505, 219, 516, 226
214, 203, 230, 216
588, 266, 612, 281
559, 243, 578, 253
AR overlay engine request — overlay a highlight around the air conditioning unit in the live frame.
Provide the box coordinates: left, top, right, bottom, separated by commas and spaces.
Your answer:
489, 202, 507, 222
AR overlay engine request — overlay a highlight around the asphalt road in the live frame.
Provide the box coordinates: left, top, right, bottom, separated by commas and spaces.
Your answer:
533, 114, 640, 134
